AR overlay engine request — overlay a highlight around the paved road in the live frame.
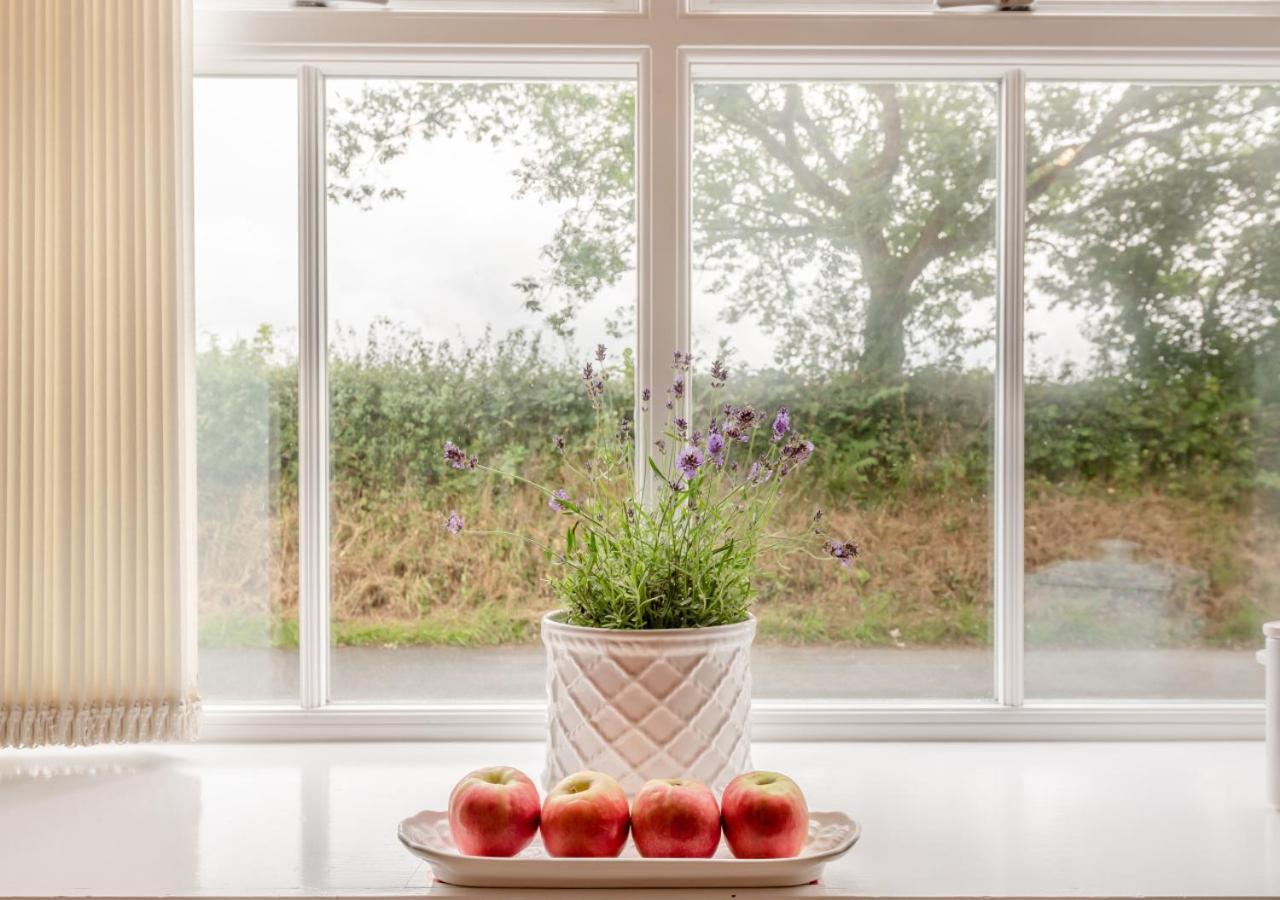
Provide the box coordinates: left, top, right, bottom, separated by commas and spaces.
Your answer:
200, 644, 1264, 704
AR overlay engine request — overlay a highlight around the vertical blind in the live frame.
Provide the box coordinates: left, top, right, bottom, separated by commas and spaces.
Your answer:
0, 0, 200, 746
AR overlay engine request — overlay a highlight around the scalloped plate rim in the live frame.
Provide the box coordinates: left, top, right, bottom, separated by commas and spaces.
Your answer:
397, 809, 860, 887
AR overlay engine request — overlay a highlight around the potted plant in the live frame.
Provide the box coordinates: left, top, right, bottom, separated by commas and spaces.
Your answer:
442, 346, 858, 793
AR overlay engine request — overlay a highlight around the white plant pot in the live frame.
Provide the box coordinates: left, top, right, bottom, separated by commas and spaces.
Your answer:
541, 610, 755, 795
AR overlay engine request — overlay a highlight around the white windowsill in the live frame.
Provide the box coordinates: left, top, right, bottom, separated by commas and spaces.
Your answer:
1, 740, 1276, 898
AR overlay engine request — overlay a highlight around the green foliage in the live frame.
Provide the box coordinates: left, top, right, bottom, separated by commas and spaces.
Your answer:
199, 612, 298, 649
1026, 371, 1264, 499
196, 325, 296, 499
701, 368, 994, 505
327, 323, 598, 500
333, 608, 535, 647
199, 329, 1277, 518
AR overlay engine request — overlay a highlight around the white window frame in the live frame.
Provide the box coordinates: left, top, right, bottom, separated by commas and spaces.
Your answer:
194, 1, 1280, 741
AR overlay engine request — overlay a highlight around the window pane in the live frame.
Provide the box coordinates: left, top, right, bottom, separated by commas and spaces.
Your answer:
325, 78, 637, 702
194, 78, 299, 703
1025, 82, 1280, 699
691, 80, 999, 699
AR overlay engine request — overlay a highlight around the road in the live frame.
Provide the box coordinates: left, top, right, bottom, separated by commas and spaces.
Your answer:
199, 644, 1264, 704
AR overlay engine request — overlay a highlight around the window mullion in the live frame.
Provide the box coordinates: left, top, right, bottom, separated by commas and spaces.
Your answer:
636, 21, 686, 502
298, 64, 331, 710
994, 67, 1026, 708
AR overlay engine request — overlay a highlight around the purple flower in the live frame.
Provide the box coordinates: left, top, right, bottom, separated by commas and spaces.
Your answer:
445, 511, 464, 535
677, 445, 705, 480
672, 350, 692, 371
674, 416, 688, 437
707, 431, 725, 462
772, 407, 791, 442
825, 538, 860, 567
654, 439, 666, 454
723, 405, 762, 443
641, 387, 651, 403
553, 434, 566, 453
671, 376, 685, 400
747, 461, 773, 485
780, 437, 814, 474
443, 440, 474, 471
582, 363, 605, 398
548, 489, 571, 513
595, 344, 607, 363
709, 359, 729, 388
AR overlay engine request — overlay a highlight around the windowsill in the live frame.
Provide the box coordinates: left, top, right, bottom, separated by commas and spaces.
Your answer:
2, 741, 1276, 898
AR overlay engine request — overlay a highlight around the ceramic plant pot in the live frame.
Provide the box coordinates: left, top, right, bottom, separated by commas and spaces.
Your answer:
541, 610, 755, 794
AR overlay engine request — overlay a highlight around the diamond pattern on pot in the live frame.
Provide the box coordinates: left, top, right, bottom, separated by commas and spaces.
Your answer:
542, 615, 755, 795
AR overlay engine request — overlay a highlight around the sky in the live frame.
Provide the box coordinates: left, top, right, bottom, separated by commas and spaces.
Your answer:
193, 75, 1092, 378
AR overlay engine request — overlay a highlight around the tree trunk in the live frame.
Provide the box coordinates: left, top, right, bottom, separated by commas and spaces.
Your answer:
861, 283, 909, 381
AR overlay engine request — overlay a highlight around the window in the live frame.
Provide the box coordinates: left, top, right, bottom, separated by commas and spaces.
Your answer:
324, 76, 637, 702
193, 1, 1280, 735
194, 77, 299, 703
1023, 81, 1280, 699
691, 79, 998, 698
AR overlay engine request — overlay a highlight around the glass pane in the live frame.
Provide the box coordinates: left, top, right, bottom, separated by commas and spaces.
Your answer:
325, 78, 637, 702
691, 80, 999, 699
1025, 82, 1280, 699
194, 77, 299, 703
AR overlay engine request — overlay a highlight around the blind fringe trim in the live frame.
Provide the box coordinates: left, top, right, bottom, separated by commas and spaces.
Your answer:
0, 700, 202, 749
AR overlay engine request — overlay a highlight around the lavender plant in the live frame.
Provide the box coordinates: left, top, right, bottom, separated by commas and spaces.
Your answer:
442, 346, 859, 630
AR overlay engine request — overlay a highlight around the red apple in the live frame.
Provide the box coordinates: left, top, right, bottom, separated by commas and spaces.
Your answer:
720, 771, 809, 859
447, 766, 541, 857
539, 770, 630, 858
630, 778, 722, 858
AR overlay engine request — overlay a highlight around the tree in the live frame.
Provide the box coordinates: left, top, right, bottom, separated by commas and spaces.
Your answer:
326, 79, 1280, 383
1026, 84, 1280, 388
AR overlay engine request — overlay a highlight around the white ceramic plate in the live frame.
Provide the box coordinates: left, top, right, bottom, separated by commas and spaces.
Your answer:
397, 809, 860, 888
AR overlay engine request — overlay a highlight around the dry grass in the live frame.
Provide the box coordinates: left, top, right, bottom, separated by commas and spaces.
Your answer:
197, 480, 1280, 650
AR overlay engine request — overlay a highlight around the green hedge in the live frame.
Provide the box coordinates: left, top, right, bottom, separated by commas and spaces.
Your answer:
197, 327, 1280, 510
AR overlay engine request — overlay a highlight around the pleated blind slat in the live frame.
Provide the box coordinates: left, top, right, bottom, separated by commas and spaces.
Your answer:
0, 0, 199, 748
